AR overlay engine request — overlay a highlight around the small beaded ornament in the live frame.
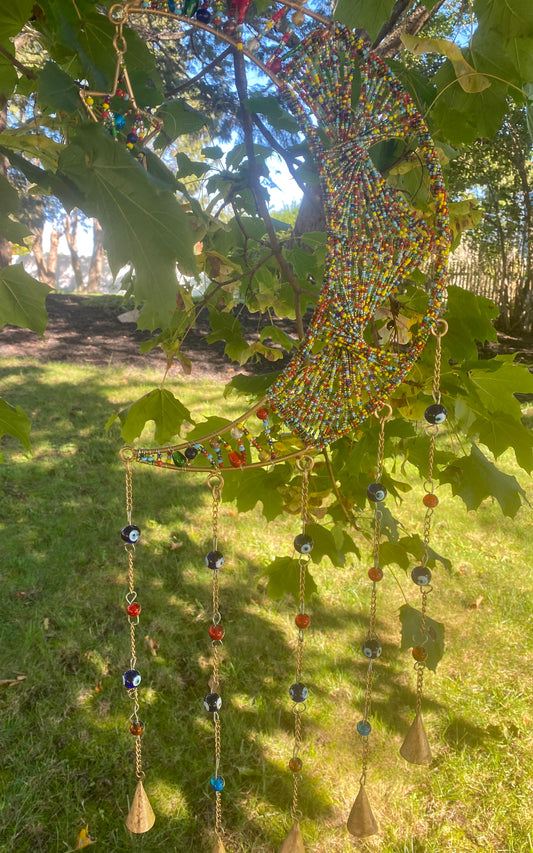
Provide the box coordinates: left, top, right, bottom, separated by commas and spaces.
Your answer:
107, 2, 453, 847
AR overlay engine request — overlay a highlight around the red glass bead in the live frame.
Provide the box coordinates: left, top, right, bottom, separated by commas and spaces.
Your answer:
295, 613, 310, 629
269, 57, 282, 74
127, 602, 142, 617
256, 407, 269, 420
289, 757, 302, 773
368, 566, 383, 582
130, 720, 145, 736
228, 450, 243, 468
209, 624, 225, 641
412, 647, 428, 662
423, 493, 439, 508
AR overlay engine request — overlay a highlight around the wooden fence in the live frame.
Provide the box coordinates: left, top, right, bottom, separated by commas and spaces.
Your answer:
446, 258, 525, 308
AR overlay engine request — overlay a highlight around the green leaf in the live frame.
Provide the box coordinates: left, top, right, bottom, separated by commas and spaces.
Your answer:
111, 389, 193, 444
0, 264, 50, 336
334, 0, 395, 39
206, 311, 251, 364
202, 145, 224, 160
305, 522, 355, 567
0, 398, 31, 459
57, 123, 197, 330
220, 464, 289, 521
154, 100, 210, 148
0, 52, 17, 100
472, 412, 533, 473
245, 95, 299, 134
259, 325, 296, 351
261, 556, 317, 603
0, 0, 33, 44
440, 443, 527, 517
399, 604, 445, 671
444, 285, 498, 361
474, 0, 533, 39
433, 62, 508, 144
223, 372, 279, 400
38, 61, 81, 114
176, 152, 210, 179
466, 359, 533, 419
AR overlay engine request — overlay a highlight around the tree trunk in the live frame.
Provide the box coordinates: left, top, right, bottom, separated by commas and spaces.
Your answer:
87, 219, 104, 292
0, 104, 12, 270
64, 209, 85, 292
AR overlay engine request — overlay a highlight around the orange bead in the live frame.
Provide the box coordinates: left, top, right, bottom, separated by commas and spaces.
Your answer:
368, 566, 383, 582
289, 757, 302, 773
412, 647, 428, 662
423, 493, 439, 508
295, 613, 310, 629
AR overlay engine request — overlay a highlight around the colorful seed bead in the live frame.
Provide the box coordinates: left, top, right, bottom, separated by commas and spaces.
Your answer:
289, 682, 308, 703
367, 482, 387, 502
362, 638, 382, 659
121, 524, 140, 543
130, 720, 145, 736
423, 493, 439, 508
294, 533, 313, 554
126, 602, 142, 617
295, 613, 311, 629
411, 565, 432, 586
289, 757, 303, 772
209, 624, 225, 641
356, 720, 371, 736
206, 550, 224, 570
210, 775, 225, 791
368, 566, 383, 582
122, 669, 141, 689
425, 403, 447, 425
412, 647, 428, 662
204, 692, 222, 712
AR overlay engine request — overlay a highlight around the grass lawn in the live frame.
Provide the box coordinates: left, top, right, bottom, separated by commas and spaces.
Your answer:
0, 357, 532, 852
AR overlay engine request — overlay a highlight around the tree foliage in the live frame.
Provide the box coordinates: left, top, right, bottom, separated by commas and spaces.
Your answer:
1, 1, 533, 664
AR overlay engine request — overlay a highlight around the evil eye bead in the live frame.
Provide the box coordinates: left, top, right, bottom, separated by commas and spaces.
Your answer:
196, 7, 211, 23
357, 720, 372, 736
122, 669, 141, 689
204, 692, 222, 712
411, 565, 432, 586
425, 403, 447, 425
362, 638, 382, 659
294, 533, 313, 554
206, 550, 224, 570
367, 482, 387, 502
121, 524, 140, 544
289, 682, 308, 703
210, 775, 225, 791
184, 446, 198, 460
130, 720, 145, 736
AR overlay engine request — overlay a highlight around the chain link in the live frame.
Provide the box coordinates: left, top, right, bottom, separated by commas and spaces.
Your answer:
125, 459, 142, 778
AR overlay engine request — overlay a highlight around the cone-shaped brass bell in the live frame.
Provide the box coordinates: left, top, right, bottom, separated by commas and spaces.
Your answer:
400, 711, 432, 765
279, 820, 305, 852
125, 780, 156, 834
347, 784, 379, 838
211, 838, 226, 853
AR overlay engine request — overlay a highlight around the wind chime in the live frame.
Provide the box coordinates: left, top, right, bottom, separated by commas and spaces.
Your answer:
88, 1, 452, 848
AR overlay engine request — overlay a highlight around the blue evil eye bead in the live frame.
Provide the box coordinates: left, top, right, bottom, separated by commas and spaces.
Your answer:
289, 682, 308, 703
121, 524, 140, 543
425, 403, 447, 425
362, 638, 382, 659
204, 692, 222, 712
196, 6, 211, 22
184, 446, 198, 460
367, 482, 387, 502
122, 669, 141, 689
294, 533, 313, 554
113, 112, 126, 129
206, 550, 224, 570
210, 775, 225, 791
357, 720, 372, 736
411, 565, 432, 586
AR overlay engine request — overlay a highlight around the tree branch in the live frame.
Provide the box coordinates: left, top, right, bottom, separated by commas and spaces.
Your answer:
233, 48, 305, 339
375, 0, 447, 57
0, 42, 37, 80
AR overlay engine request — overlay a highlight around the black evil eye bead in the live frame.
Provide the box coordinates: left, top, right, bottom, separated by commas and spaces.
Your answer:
367, 482, 387, 502
121, 524, 140, 543
424, 403, 447, 425
205, 550, 224, 570
362, 638, 382, 659
204, 692, 222, 712
289, 682, 308, 703
294, 533, 313, 554
122, 669, 141, 689
184, 446, 198, 460
411, 565, 432, 586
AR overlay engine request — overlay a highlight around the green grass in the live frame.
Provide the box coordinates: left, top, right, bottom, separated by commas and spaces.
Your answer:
0, 357, 532, 852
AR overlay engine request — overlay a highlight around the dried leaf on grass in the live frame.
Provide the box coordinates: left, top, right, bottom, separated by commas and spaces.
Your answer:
74, 825, 96, 848
0, 675, 26, 687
